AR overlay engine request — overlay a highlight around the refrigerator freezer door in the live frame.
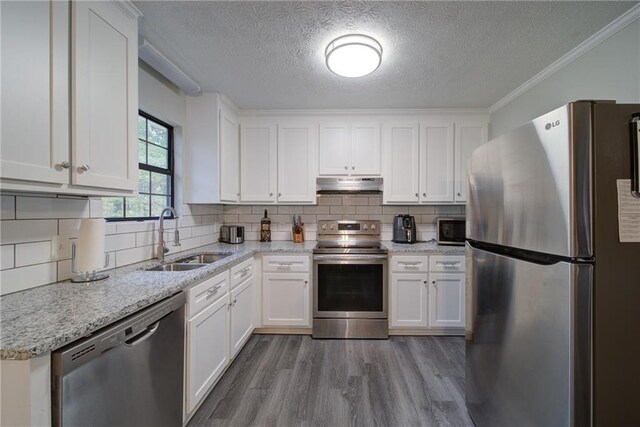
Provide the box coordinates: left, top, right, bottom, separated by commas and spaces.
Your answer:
467, 102, 593, 258
466, 244, 591, 427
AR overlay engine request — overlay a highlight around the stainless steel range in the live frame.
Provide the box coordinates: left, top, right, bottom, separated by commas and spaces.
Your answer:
313, 220, 388, 339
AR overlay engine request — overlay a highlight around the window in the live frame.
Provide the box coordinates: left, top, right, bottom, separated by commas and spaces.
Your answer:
103, 112, 174, 220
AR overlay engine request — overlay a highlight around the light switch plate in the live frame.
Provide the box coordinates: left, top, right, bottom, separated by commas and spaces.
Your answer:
52, 235, 70, 260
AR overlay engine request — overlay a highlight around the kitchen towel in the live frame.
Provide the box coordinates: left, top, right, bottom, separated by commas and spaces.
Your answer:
77, 218, 106, 272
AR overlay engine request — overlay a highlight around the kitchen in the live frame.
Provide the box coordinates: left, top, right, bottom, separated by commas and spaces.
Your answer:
1, 1, 639, 426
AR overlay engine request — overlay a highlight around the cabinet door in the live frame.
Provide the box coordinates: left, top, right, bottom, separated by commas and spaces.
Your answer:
186, 294, 229, 414
383, 122, 420, 204
390, 274, 428, 328
230, 277, 255, 358
351, 122, 381, 176
262, 273, 310, 326
220, 106, 240, 202
428, 273, 465, 328
72, 1, 138, 191
240, 122, 277, 203
454, 122, 487, 203
277, 122, 317, 203
420, 121, 454, 203
1, 0, 69, 184
318, 122, 350, 175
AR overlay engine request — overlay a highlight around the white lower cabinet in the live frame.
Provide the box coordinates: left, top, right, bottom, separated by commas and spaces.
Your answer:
428, 273, 466, 328
262, 273, 310, 326
390, 254, 465, 333
230, 276, 255, 358
186, 287, 229, 414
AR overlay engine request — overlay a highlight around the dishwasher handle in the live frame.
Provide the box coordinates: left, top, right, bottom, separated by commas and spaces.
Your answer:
124, 321, 160, 347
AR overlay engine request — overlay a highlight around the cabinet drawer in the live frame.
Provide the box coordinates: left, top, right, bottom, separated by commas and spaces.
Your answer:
429, 255, 465, 273
186, 271, 229, 318
262, 255, 310, 273
230, 258, 254, 289
391, 255, 429, 273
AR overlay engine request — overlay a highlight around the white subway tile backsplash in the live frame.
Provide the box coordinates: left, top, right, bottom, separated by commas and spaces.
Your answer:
15, 241, 52, 267
1, 245, 15, 270
115, 246, 155, 268
1, 263, 57, 295
1, 219, 57, 244
16, 196, 90, 219
116, 221, 155, 234
1, 196, 16, 219
105, 233, 136, 252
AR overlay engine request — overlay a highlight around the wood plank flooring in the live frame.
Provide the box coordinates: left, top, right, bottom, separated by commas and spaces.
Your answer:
188, 335, 473, 427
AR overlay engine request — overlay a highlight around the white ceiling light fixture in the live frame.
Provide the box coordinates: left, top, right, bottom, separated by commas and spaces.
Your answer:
325, 34, 382, 78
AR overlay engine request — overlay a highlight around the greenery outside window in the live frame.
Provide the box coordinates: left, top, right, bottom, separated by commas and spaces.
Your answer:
103, 111, 174, 220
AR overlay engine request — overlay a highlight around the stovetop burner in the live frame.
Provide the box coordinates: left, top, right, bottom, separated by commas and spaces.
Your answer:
314, 220, 387, 254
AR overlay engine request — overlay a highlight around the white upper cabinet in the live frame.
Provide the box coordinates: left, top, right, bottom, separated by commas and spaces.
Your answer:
219, 105, 240, 203
240, 122, 277, 203
277, 121, 317, 204
1, 1, 69, 184
383, 122, 420, 204
454, 120, 487, 203
72, 1, 138, 191
318, 121, 381, 176
420, 120, 455, 203
0, 0, 140, 195
318, 122, 350, 175
185, 94, 240, 204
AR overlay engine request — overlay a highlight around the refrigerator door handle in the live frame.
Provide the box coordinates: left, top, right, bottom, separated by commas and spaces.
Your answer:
631, 114, 640, 198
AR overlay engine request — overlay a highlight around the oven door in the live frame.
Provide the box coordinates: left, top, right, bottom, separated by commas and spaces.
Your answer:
313, 254, 388, 319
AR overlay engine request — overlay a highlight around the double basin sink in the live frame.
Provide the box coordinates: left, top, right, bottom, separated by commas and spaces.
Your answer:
147, 253, 231, 272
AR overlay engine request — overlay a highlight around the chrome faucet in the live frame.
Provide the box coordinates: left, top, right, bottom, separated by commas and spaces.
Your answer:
157, 207, 180, 261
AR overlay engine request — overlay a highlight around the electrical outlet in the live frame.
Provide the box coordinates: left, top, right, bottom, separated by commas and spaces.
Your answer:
52, 235, 70, 260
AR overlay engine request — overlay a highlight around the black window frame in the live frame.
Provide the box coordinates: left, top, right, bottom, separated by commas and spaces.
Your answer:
104, 110, 175, 222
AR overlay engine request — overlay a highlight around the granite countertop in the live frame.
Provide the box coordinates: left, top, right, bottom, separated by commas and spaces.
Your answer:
382, 241, 466, 254
0, 240, 459, 360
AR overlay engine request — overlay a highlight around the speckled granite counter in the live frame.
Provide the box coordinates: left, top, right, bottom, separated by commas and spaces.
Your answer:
0, 241, 316, 360
382, 241, 466, 254
1, 240, 462, 360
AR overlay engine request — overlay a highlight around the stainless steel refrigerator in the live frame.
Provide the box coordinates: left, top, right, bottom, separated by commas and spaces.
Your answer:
465, 101, 640, 427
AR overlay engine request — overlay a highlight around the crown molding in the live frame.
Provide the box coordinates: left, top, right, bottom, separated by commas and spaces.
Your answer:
238, 107, 489, 118
113, 1, 143, 19
489, 3, 640, 114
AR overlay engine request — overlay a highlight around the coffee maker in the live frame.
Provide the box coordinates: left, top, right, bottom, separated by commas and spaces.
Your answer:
392, 215, 417, 243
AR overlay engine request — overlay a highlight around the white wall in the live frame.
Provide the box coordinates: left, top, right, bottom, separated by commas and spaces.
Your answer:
490, 17, 640, 138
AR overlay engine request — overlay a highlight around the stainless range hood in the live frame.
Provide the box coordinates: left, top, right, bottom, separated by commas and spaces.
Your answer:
316, 177, 383, 194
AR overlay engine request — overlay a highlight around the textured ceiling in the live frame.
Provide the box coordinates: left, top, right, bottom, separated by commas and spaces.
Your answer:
135, 1, 637, 109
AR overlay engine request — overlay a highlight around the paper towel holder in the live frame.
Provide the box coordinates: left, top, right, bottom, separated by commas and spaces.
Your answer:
70, 242, 110, 283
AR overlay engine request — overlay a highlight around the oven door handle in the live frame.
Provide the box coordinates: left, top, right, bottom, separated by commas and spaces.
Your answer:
313, 254, 388, 261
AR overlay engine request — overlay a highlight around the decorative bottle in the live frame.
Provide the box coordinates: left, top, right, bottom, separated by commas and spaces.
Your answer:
260, 209, 271, 242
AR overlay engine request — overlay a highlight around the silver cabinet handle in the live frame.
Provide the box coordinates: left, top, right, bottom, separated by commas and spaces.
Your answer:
632, 114, 640, 197
432, 280, 437, 285
78, 164, 90, 172
344, 166, 348, 170
422, 193, 426, 197
278, 193, 282, 197
457, 192, 462, 197
57, 161, 71, 169
351, 166, 355, 170
269, 192, 273, 197
415, 193, 419, 197
233, 298, 237, 305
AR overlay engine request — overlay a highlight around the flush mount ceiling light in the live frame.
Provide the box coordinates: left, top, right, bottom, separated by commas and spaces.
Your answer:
325, 34, 382, 78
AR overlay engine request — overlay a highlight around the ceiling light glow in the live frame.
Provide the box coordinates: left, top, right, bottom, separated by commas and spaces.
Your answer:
325, 34, 382, 78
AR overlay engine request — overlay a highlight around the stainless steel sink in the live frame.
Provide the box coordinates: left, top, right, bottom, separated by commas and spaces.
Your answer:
146, 263, 207, 272
176, 253, 231, 264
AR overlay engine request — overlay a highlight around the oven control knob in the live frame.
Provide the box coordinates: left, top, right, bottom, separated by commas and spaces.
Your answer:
330, 224, 335, 230
363, 224, 368, 230
370, 223, 376, 230
321, 224, 327, 230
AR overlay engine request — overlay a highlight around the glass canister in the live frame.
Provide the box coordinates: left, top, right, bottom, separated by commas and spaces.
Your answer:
260, 209, 271, 242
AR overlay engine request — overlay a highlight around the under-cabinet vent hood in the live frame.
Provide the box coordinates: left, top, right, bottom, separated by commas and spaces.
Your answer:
316, 178, 383, 194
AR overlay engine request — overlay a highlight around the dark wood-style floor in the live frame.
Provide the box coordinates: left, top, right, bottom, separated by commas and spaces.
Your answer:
188, 334, 473, 427
189, 335, 473, 427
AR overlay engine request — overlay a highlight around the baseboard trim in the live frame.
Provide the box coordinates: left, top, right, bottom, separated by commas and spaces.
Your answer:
254, 327, 465, 336
254, 327, 312, 335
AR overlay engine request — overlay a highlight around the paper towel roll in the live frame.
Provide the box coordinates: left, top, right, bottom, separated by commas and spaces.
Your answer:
77, 218, 106, 272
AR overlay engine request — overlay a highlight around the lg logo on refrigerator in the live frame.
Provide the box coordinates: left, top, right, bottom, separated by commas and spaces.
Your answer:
545, 120, 560, 130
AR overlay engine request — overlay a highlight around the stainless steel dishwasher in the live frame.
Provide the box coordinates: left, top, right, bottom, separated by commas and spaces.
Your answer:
52, 292, 186, 426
